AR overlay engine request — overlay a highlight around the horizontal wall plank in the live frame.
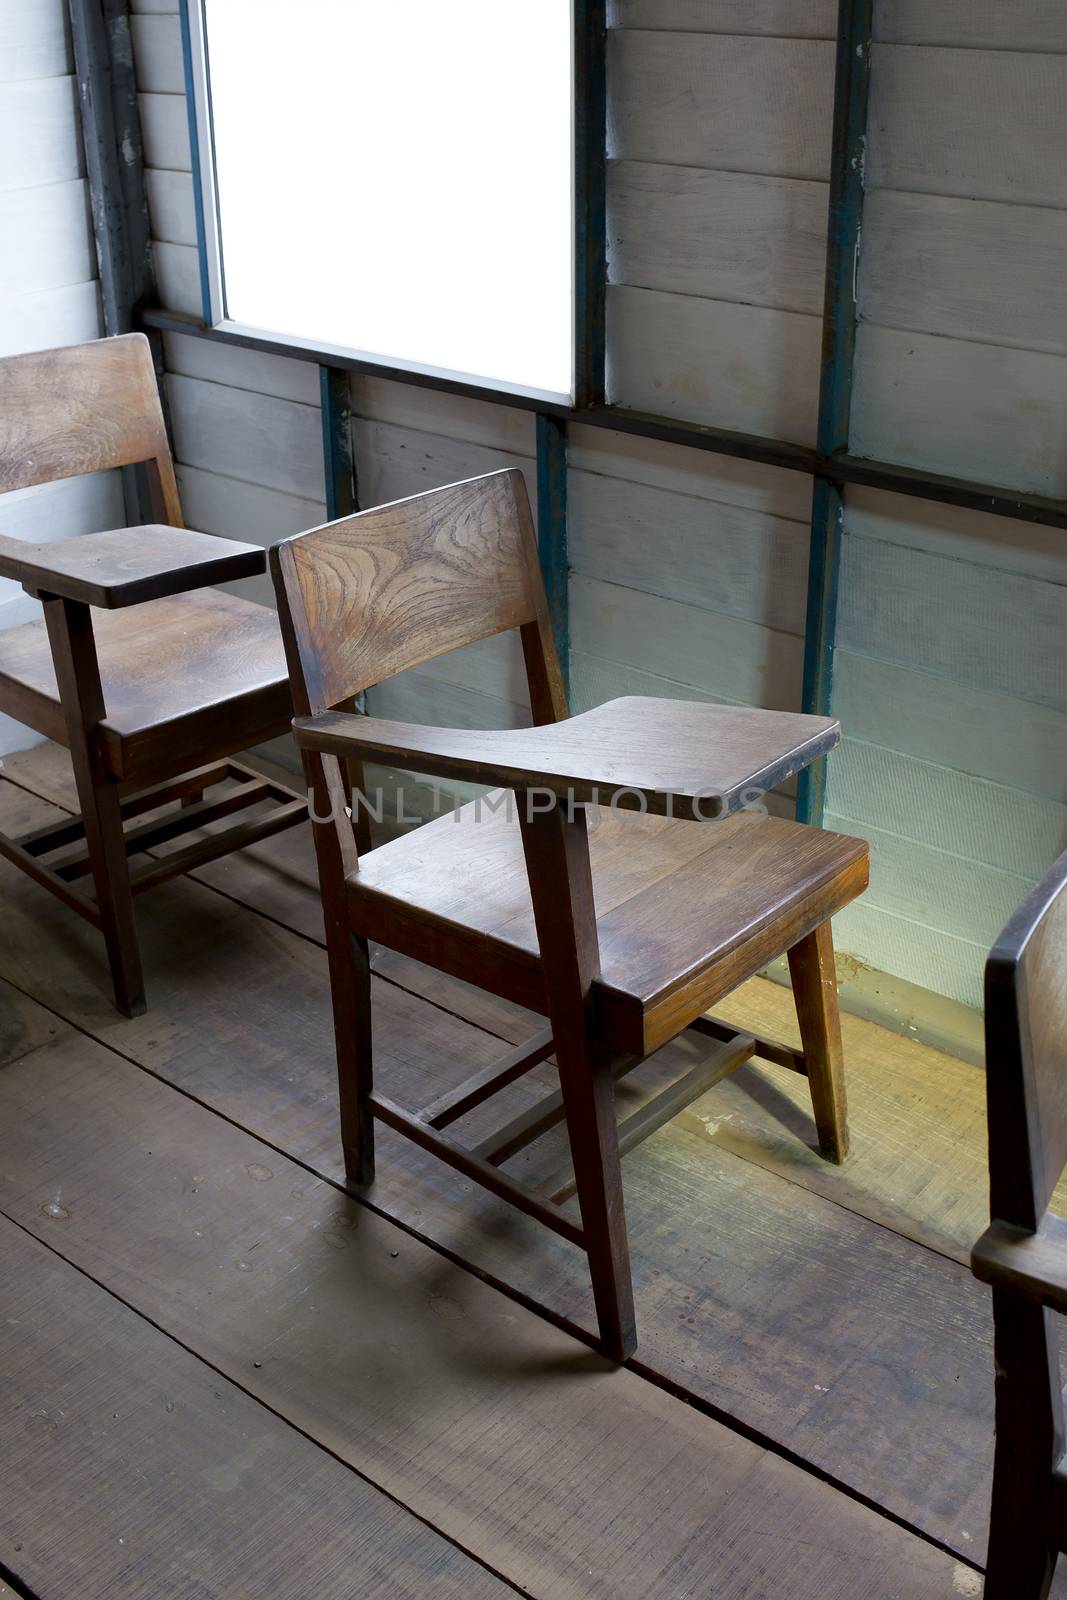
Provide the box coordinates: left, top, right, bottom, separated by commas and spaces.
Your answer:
844, 483, 1067, 586
839, 533, 1067, 710
167, 372, 323, 500
571, 649, 797, 803
568, 467, 808, 632
0, 75, 81, 191
868, 45, 1067, 206
607, 284, 820, 443
827, 738, 1067, 882
151, 239, 202, 317
0, 179, 92, 296
875, 1, 1067, 50
144, 165, 195, 245
608, 30, 833, 180
851, 321, 1067, 497
859, 188, 1067, 357
354, 420, 536, 517
831, 897, 986, 1010
412, 630, 532, 711
164, 330, 321, 405
0, 471, 124, 542
826, 810, 1033, 950
568, 423, 812, 519
131, 0, 178, 12
352, 375, 537, 457
572, 574, 803, 710
138, 90, 190, 170
0, 0, 70, 81
608, 1, 835, 35
833, 650, 1067, 802
0, 279, 101, 358
176, 463, 324, 548
130, 10, 183, 93
368, 667, 529, 733
608, 160, 827, 314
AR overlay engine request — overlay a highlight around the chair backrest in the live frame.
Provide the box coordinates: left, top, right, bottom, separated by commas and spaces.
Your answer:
0, 333, 182, 526
986, 848, 1067, 1230
270, 469, 567, 879
272, 468, 565, 722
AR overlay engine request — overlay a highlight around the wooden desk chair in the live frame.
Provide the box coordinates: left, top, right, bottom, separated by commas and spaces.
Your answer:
271, 469, 869, 1359
972, 849, 1067, 1598
0, 334, 305, 1016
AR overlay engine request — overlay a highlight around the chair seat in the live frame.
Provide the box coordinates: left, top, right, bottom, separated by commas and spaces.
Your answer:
347, 798, 869, 1057
0, 589, 292, 782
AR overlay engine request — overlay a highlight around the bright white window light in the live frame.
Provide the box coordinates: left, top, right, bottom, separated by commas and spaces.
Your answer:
202, 0, 574, 398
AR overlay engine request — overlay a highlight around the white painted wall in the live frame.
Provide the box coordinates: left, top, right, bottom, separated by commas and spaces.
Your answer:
0, 0, 123, 756
130, 1, 1067, 1011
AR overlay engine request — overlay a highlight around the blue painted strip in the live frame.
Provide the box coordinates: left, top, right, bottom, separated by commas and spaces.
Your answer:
177, 0, 213, 326
797, 0, 874, 826
536, 413, 570, 705
319, 366, 357, 522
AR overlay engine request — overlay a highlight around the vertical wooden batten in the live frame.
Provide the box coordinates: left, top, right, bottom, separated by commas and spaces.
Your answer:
574, 0, 607, 409
319, 367, 357, 522
68, 0, 164, 524
797, 0, 873, 826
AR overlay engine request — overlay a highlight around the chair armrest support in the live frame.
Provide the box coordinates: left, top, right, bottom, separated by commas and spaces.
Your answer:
293, 696, 840, 820
972, 1215, 1067, 1314
0, 526, 266, 608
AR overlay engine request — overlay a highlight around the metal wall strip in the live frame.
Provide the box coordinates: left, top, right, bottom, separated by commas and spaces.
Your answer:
536, 414, 571, 706
797, 0, 874, 826
319, 366, 358, 522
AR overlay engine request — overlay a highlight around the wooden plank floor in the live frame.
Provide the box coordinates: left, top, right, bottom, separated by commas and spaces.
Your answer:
0, 740, 1050, 1598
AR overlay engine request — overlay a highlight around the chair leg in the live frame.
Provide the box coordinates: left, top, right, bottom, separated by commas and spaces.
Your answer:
984, 1293, 1062, 1600
75, 767, 146, 1019
787, 920, 849, 1163
324, 906, 374, 1187
557, 1036, 637, 1363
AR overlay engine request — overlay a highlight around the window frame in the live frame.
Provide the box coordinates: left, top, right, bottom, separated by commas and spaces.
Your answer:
183, 0, 581, 406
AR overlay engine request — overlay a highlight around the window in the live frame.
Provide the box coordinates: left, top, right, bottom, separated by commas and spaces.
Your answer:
192, 0, 574, 399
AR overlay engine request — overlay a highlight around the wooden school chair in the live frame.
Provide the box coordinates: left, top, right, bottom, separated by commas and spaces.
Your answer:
972, 848, 1067, 1599
0, 333, 305, 1017
271, 469, 870, 1360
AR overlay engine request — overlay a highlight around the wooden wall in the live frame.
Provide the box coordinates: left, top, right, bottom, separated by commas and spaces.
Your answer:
0, 0, 122, 754
125, 0, 1067, 1011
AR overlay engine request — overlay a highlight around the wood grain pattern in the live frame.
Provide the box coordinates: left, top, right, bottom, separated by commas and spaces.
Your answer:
0, 524, 265, 609
853, 325, 1067, 499
143, 166, 196, 246
0, 1008, 971, 1600
0, 590, 291, 779
608, 30, 833, 180
838, 532, 1067, 711
163, 330, 322, 405
0, 1219, 509, 1600
876, 0, 1067, 49
0, 334, 178, 516
832, 650, 1067, 803
569, 466, 809, 633
572, 576, 804, 712
297, 698, 837, 822
608, 160, 827, 315
607, 284, 821, 443
0, 75, 81, 190
276, 471, 557, 711
137, 90, 191, 171
608, 0, 836, 34
166, 372, 324, 500
0, 180, 93, 297
859, 189, 1067, 358
868, 45, 1067, 207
